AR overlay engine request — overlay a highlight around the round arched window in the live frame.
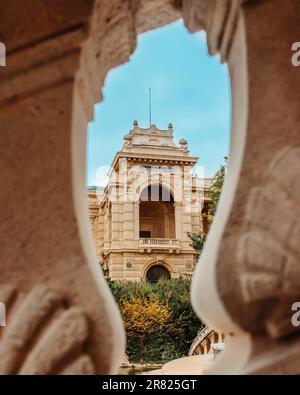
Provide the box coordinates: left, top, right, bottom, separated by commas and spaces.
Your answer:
146, 264, 171, 283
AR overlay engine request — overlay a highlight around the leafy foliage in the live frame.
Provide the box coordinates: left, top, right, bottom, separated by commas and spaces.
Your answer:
188, 157, 227, 257
187, 231, 206, 258
120, 297, 171, 336
208, 156, 228, 217
109, 277, 204, 363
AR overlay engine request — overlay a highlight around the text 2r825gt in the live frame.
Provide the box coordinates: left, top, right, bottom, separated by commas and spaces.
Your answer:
146, 379, 197, 390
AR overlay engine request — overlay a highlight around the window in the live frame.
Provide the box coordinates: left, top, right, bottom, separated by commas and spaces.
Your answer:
140, 231, 151, 238
146, 265, 171, 283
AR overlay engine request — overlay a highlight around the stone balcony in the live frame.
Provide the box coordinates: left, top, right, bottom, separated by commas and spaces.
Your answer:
139, 238, 181, 254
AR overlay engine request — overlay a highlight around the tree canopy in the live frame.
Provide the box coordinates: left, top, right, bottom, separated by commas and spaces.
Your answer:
188, 157, 228, 257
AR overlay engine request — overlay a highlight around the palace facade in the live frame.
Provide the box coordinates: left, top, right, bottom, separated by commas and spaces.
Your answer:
88, 121, 211, 281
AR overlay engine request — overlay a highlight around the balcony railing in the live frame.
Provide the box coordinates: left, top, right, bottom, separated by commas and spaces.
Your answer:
139, 238, 180, 247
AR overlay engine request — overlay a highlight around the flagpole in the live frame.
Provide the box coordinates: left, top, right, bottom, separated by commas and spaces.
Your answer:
149, 88, 152, 126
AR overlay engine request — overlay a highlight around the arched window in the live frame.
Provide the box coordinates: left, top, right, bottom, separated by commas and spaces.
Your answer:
146, 264, 171, 283
139, 185, 175, 239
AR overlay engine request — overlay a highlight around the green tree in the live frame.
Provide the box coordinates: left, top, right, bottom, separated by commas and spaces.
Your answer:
187, 231, 206, 258
188, 157, 228, 257
108, 278, 203, 362
208, 156, 228, 217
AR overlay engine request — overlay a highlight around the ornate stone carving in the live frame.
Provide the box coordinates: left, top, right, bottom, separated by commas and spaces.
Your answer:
181, 0, 238, 62
237, 147, 300, 339
0, 284, 95, 375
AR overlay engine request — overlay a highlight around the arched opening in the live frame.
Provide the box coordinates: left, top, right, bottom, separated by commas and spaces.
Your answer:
146, 264, 171, 283
83, 13, 231, 374
139, 185, 175, 239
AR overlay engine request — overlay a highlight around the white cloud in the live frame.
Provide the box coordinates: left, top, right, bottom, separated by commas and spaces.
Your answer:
92, 166, 110, 187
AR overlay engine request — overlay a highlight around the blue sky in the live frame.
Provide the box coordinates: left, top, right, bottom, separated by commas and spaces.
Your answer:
87, 20, 230, 186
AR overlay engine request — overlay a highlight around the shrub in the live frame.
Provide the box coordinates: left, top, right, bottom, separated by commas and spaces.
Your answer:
108, 277, 204, 363
120, 297, 171, 336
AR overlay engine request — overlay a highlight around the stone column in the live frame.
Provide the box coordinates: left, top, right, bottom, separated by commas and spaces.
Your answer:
123, 202, 135, 247
174, 202, 183, 240
111, 202, 121, 248
133, 201, 140, 240
103, 208, 111, 249
98, 207, 104, 249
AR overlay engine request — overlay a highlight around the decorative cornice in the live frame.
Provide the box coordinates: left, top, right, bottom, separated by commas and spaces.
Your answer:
108, 152, 198, 174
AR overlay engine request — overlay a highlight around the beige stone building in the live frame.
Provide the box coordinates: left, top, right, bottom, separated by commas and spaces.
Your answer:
88, 121, 211, 281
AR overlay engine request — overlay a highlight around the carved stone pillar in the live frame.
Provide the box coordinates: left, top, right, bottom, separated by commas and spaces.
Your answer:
180, 0, 300, 374
0, 1, 126, 374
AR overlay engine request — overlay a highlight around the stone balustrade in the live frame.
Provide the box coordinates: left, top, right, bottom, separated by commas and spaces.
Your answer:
139, 238, 180, 247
